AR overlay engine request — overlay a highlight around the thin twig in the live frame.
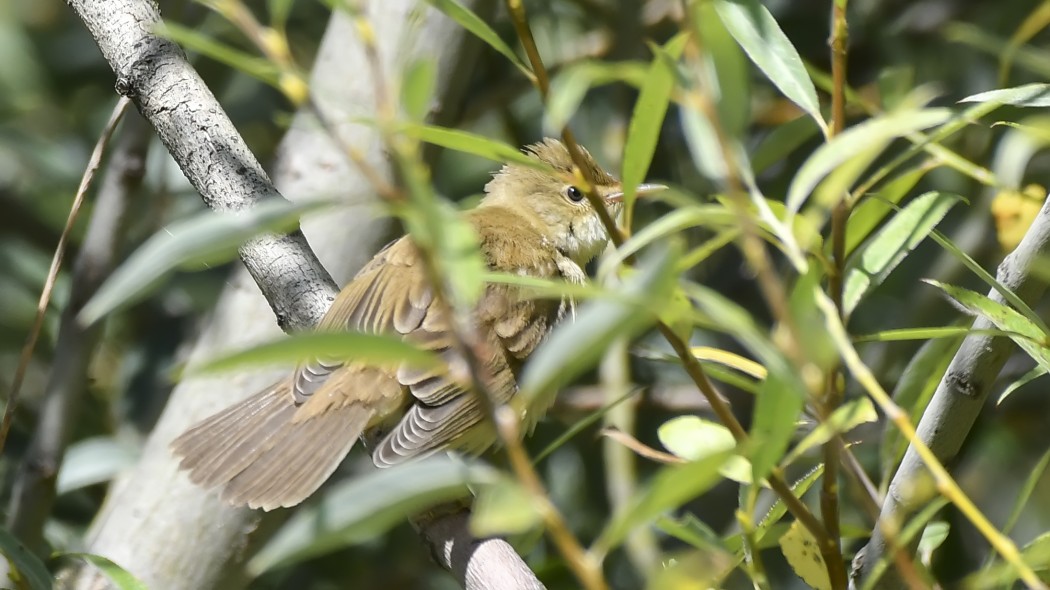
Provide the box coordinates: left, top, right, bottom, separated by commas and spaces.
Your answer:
821, 3, 850, 589
0, 97, 131, 456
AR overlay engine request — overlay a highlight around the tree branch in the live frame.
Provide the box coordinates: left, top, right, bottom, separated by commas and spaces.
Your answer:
852, 191, 1050, 588
61, 1, 541, 589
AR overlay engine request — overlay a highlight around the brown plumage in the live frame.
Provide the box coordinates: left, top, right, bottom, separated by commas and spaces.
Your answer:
171, 138, 663, 511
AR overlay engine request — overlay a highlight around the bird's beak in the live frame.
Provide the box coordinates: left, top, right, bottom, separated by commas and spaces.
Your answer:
604, 183, 669, 203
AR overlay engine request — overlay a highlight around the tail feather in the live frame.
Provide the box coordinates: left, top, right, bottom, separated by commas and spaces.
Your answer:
171, 380, 371, 511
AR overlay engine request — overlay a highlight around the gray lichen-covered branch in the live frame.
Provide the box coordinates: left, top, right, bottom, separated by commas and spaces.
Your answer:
852, 191, 1050, 588
62, 0, 543, 589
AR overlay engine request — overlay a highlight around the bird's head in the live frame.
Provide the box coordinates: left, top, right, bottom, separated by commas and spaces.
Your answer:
481, 138, 664, 264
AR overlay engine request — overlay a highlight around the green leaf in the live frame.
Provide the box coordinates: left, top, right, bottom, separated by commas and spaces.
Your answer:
57, 553, 146, 590
855, 326, 1006, 343
925, 280, 1050, 374
843, 191, 961, 314
713, 0, 824, 132
421, 0, 532, 79
751, 116, 821, 175
0, 526, 50, 590
693, 0, 750, 137
519, 243, 680, 408
998, 364, 1048, 405
784, 398, 877, 465
401, 59, 436, 121
656, 514, 731, 554
845, 165, 929, 257
658, 416, 752, 483
786, 109, 952, 213
779, 520, 832, 590
248, 458, 499, 575
546, 60, 648, 131
960, 83, 1050, 107
598, 205, 734, 278
79, 199, 317, 326
398, 124, 553, 172
749, 371, 806, 482
592, 451, 731, 556
57, 436, 139, 494
1002, 449, 1050, 536
267, 0, 295, 29
754, 464, 823, 545
188, 331, 439, 376
621, 34, 688, 216
470, 477, 540, 537
158, 22, 280, 86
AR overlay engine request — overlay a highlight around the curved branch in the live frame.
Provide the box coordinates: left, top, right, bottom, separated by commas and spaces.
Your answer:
852, 192, 1050, 588
61, 1, 542, 589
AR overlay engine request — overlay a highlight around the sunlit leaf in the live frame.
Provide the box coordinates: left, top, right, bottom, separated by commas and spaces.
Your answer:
693, 0, 750, 137
401, 59, 436, 121
398, 124, 553, 171
58, 553, 146, 590
658, 416, 751, 483
422, 0, 532, 79
79, 199, 318, 326
925, 280, 1050, 374
749, 371, 806, 482
845, 165, 930, 256
843, 191, 961, 314
622, 34, 688, 217
714, 0, 825, 132
546, 60, 648, 132
592, 451, 730, 556
786, 109, 951, 214
784, 398, 877, 464
0, 526, 50, 590
754, 464, 822, 544
248, 458, 499, 575
779, 520, 832, 590
960, 83, 1050, 107
158, 22, 280, 85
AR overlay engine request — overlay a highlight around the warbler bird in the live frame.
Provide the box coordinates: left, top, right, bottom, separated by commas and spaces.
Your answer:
171, 138, 665, 510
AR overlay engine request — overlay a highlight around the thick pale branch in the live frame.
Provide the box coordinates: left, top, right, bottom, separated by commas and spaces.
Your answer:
62, 1, 541, 589
853, 192, 1050, 588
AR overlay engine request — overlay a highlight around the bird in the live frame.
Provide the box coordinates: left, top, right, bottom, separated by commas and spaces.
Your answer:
170, 138, 666, 511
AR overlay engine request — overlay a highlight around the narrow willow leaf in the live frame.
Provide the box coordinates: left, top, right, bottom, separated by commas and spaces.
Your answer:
713, 0, 825, 131
519, 243, 680, 407
57, 436, 139, 494
470, 477, 540, 537
998, 364, 1048, 405
398, 124, 553, 172
693, 0, 750, 137
656, 514, 731, 553
401, 59, 436, 121
422, 0, 532, 79
58, 553, 146, 590
843, 191, 961, 314
749, 371, 806, 482
855, 326, 984, 342
786, 109, 952, 213
546, 60, 648, 131
930, 230, 1050, 335
79, 199, 316, 326
593, 451, 731, 556
1002, 449, 1050, 535
598, 205, 733, 278
756, 464, 822, 543
779, 520, 832, 590
860, 498, 949, 590
158, 22, 280, 85
0, 526, 50, 590
659, 416, 752, 483
189, 331, 439, 376
926, 280, 1050, 373
845, 165, 930, 256
751, 116, 821, 174
248, 458, 499, 575
960, 83, 1050, 107
784, 398, 876, 464
622, 34, 688, 213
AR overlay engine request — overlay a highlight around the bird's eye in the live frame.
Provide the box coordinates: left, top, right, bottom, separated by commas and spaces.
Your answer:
566, 186, 585, 202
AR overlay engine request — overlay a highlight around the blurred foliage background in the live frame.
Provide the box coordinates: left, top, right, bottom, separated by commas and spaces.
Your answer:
5, 0, 1050, 588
